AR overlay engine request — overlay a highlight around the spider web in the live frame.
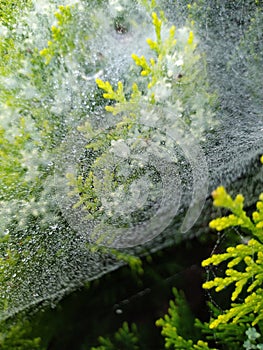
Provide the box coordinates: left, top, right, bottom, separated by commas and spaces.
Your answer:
0, 0, 262, 320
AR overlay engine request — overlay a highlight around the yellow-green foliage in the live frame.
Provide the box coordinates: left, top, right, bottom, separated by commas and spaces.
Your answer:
156, 288, 216, 349
95, 79, 142, 115
0, 0, 32, 95
139, 0, 157, 12
0, 0, 32, 27
0, 36, 30, 109
96, 10, 213, 116
0, 317, 43, 350
0, 118, 33, 200
91, 322, 139, 350
202, 183, 263, 329
40, 5, 76, 64
69, 9, 216, 226
0, 37, 24, 79
132, 12, 183, 90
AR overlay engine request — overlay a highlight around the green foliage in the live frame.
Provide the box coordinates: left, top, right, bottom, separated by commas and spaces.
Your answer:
54, 155, 263, 350
0, 317, 43, 350
88, 244, 144, 276
0, 118, 31, 200
152, 156, 263, 348
202, 185, 263, 328
67, 8, 216, 236
156, 288, 213, 349
0, 0, 32, 27
139, 0, 157, 12
91, 285, 261, 350
96, 11, 216, 131
91, 322, 139, 350
195, 310, 248, 349
109, 250, 144, 276
0, 37, 24, 80
208, 186, 263, 238
155, 289, 263, 349
39, 5, 76, 64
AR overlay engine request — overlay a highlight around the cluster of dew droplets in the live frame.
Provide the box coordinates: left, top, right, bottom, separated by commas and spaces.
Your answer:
0, 0, 169, 319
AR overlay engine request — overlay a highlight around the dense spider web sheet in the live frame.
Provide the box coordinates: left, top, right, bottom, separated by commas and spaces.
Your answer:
0, 0, 262, 319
